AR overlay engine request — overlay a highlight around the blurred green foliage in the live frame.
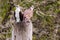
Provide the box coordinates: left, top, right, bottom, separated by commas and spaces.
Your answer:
0, 0, 60, 40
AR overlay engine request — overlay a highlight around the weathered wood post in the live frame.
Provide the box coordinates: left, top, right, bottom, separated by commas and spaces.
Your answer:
12, 5, 34, 40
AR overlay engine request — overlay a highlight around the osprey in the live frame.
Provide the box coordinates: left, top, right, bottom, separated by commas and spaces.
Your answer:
14, 5, 23, 23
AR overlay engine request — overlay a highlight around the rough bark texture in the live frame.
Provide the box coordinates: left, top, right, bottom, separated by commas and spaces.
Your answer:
12, 19, 33, 40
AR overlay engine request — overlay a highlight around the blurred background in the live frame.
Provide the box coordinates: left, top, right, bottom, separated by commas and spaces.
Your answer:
0, 0, 60, 40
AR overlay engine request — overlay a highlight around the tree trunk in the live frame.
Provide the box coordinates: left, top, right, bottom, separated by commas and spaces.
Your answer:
12, 20, 33, 40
